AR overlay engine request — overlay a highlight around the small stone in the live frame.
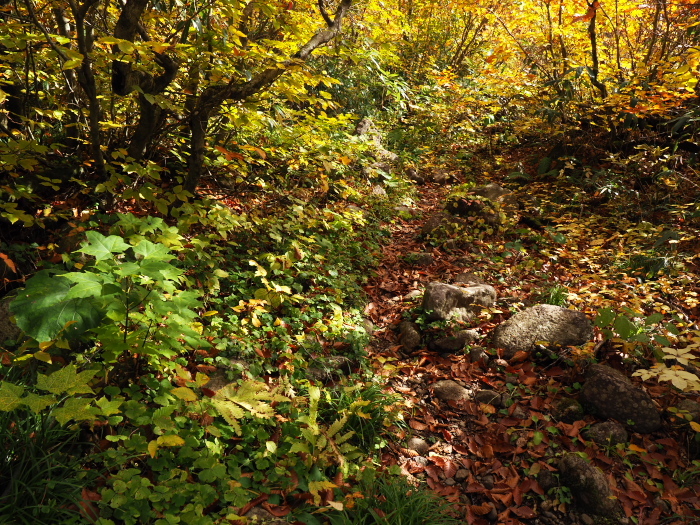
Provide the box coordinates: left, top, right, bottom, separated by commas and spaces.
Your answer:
512, 406, 529, 419
537, 470, 559, 492
677, 399, 700, 422
585, 421, 629, 446
412, 456, 429, 467
429, 329, 480, 353
455, 468, 469, 481
398, 321, 422, 352
486, 506, 498, 521
470, 347, 489, 363
432, 379, 470, 401
405, 289, 423, 300
443, 239, 459, 251
481, 474, 495, 489
553, 398, 585, 423
420, 214, 447, 236
407, 252, 434, 266
474, 390, 502, 406
558, 453, 622, 516
406, 437, 430, 455
444, 478, 456, 486
581, 514, 595, 525
371, 184, 387, 196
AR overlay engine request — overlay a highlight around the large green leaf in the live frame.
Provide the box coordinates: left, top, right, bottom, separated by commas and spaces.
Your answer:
53, 397, 96, 425
80, 231, 130, 261
0, 381, 25, 411
132, 240, 173, 261
62, 272, 104, 299
36, 365, 96, 395
10, 270, 104, 342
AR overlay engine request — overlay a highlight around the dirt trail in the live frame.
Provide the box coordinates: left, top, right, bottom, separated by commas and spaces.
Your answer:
363, 171, 700, 525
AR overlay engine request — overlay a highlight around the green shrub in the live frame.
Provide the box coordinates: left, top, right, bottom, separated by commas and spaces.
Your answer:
325, 472, 461, 525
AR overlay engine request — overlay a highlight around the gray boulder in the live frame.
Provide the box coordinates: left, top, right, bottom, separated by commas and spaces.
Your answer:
431, 380, 470, 401
398, 321, 422, 352
428, 329, 479, 353
558, 453, 622, 517
493, 304, 594, 359
422, 282, 496, 324
472, 183, 510, 201
580, 364, 661, 434
585, 421, 629, 446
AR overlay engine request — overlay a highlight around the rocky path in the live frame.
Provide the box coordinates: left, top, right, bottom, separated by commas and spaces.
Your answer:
362, 172, 700, 525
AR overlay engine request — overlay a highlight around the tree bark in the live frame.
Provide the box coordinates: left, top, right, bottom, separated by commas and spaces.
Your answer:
112, 0, 179, 160
587, 2, 607, 99
182, 0, 354, 195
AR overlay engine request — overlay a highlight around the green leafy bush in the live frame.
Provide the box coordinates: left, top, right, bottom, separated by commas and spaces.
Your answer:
10, 230, 208, 367
325, 472, 461, 525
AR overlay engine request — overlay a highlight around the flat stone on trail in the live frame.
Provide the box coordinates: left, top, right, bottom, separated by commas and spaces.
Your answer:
558, 453, 622, 517
431, 380, 470, 401
428, 329, 479, 353
422, 282, 496, 324
492, 304, 594, 359
398, 321, 422, 352
472, 183, 511, 201
585, 421, 629, 446
579, 364, 661, 434
406, 437, 430, 455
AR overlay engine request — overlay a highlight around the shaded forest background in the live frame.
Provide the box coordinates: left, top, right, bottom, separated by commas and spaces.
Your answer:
1, 0, 699, 524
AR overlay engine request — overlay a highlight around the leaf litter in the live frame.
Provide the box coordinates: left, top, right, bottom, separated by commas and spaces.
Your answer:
363, 147, 700, 524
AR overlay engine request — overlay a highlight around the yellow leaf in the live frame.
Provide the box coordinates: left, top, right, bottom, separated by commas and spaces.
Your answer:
194, 373, 210, 387
171, 386, 198, 402
628, 444, 646, 453
202, 310, 218, 316
34, 351, 52, 363
328, 501, 343, 511
148, 440, 159, 458
690, 421, 700, 432
157, 434, 185, 447
309, 480, 337, 505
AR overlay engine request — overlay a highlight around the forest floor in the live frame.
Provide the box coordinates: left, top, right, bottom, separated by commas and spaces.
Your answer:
361, 141, 700, 525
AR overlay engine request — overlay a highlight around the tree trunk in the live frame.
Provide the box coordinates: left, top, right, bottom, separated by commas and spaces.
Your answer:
182, 0, 354, 195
